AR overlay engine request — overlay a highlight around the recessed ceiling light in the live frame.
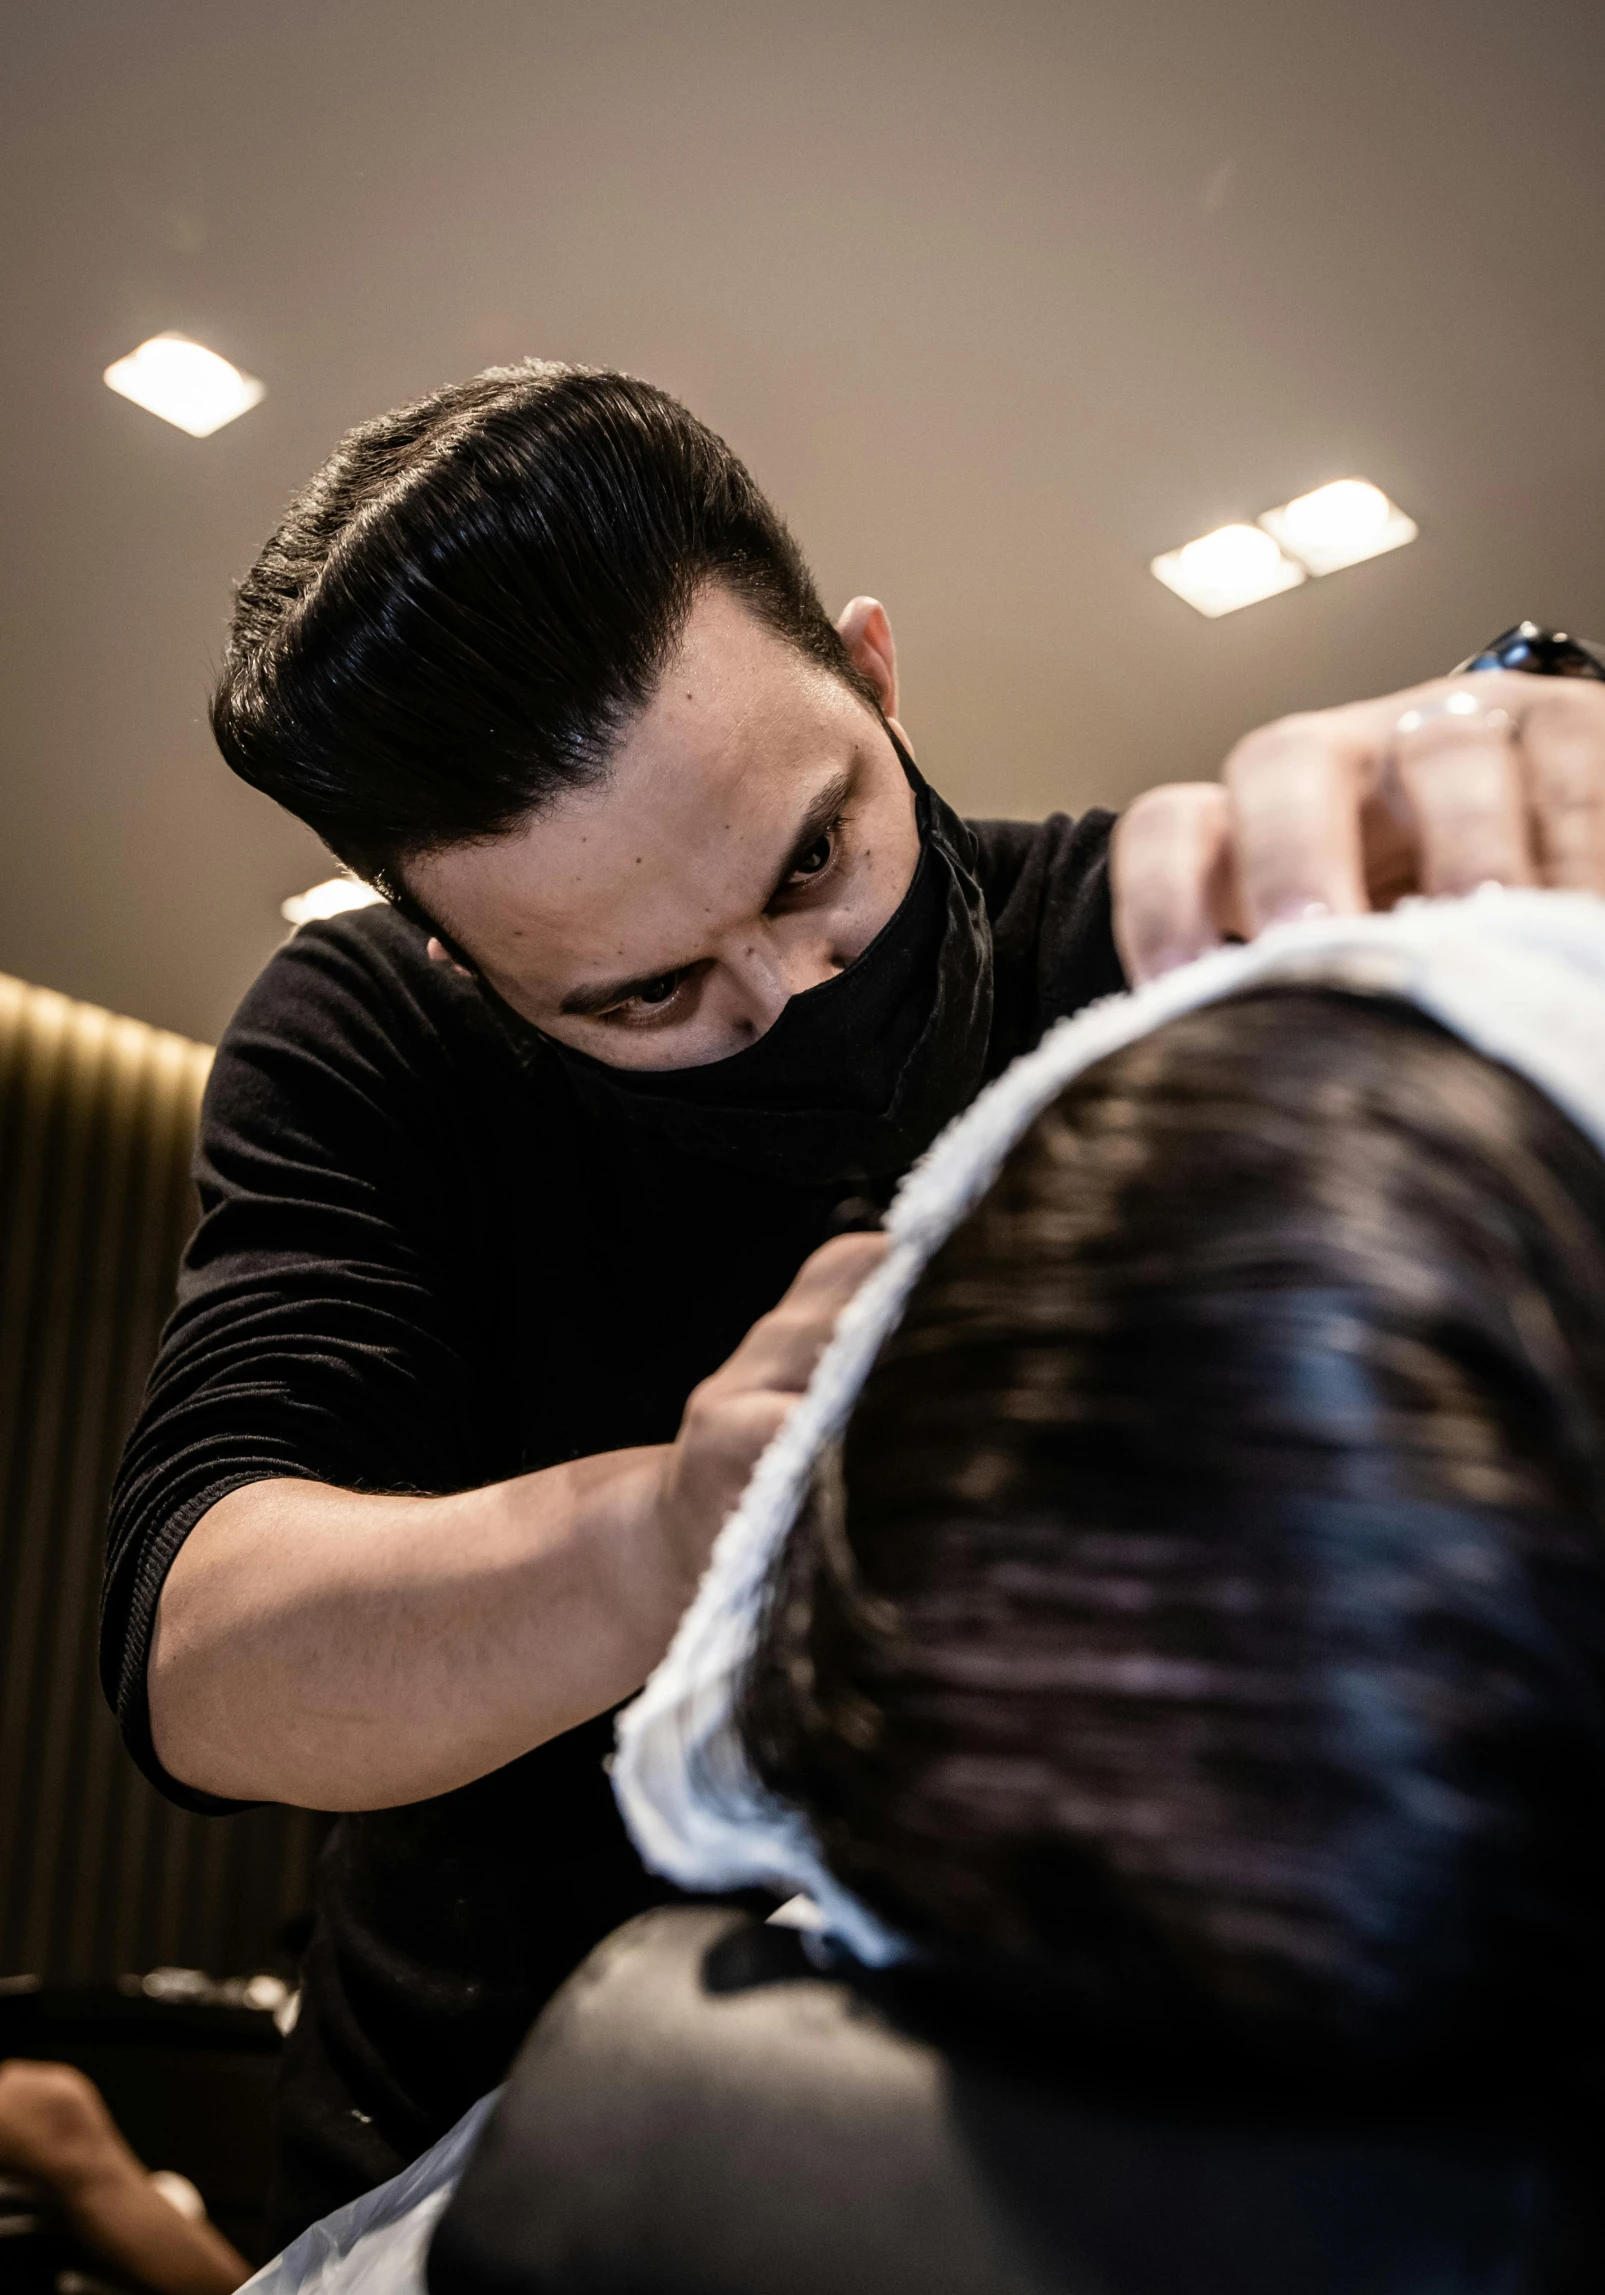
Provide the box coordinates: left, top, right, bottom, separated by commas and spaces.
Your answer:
281, 878, 386, 927
1149, 523, 1306, 619
103, 333, 265, 437
1259, 478, 1417, 577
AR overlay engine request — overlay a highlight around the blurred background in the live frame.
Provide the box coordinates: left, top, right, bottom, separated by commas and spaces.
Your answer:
4, 0, 1604, 1046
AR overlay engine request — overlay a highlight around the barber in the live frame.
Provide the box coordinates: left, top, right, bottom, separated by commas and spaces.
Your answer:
103, 365, 1605, 2239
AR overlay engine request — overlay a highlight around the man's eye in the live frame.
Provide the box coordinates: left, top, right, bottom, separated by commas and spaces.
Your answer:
595, 966, 700, 1026
788, 829, 835, 883
632, 973, 682, 1009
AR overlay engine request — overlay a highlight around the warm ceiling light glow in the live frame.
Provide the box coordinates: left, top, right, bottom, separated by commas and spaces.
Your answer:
281, 878, 386, 927
1259, 478, 1417, 577
103, 334, 265, 437
1150, 523, 1306, 619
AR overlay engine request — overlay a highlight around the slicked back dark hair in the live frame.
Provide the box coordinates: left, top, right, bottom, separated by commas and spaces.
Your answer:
211, 361, 876, 888
742, 989, 1605, 2096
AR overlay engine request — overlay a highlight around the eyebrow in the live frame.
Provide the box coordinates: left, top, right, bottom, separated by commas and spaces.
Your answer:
558, 764, 857, 1018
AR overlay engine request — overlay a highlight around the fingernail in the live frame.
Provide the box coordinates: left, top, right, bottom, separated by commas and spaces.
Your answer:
1267, 897, 1332, 926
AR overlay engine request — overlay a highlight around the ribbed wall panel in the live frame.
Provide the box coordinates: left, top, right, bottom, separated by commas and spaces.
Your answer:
0, 972, 323, 1982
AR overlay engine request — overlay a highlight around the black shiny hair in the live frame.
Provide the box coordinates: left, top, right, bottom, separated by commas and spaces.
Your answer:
741, 989, 1605, 2092
210, 361, 875, 889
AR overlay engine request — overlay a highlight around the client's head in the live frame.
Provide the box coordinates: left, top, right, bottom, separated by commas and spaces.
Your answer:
741, 988, 1605, 2093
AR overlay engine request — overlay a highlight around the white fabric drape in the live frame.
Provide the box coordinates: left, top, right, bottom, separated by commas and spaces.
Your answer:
612, 890, 1605, 1964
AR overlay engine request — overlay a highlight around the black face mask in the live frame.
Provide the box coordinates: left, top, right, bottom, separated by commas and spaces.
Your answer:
490, 743, 994, 1189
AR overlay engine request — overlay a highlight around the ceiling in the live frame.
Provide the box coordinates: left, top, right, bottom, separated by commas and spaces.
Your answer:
3, 0, 1603, 1044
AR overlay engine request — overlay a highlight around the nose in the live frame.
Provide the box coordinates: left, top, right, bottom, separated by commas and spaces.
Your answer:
718, 919, 847, 1037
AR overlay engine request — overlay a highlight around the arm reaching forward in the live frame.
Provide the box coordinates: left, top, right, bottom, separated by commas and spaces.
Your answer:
149, 1233, 884, 1810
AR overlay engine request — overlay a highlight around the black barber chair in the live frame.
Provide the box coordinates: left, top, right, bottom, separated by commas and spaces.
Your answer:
429, 1907, 1589, 2295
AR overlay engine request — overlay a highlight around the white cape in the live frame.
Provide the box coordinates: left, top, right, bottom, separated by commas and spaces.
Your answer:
241, 2093, 497, 2295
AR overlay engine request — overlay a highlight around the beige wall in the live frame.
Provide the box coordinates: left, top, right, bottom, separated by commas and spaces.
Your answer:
3, 0, 1603, 1041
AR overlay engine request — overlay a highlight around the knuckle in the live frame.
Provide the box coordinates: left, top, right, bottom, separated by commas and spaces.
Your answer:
1119, 781, 1224, 847
1530, 742, 1602, 809
1524, 685, 1605, 747
808, 1233, 877, 1278
1117, 782, 1184, 833
819, 1236, 882, 1283
681, 1378, 722, 1435
1223, 714, 1323, 781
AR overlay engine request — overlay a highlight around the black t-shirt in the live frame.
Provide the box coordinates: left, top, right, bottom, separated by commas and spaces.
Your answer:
103, 807, 1122, 2239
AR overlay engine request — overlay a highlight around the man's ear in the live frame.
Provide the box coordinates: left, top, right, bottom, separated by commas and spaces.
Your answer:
836, 596, 900, 724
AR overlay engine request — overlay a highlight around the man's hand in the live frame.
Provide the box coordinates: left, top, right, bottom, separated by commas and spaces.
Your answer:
657, 1231, 887, 1593
1111, 670, 1605, 982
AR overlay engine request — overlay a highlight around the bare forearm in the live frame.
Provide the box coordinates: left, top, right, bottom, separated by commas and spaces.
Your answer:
149, 1449, 677, 1809
147, 1233, 887, 1812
